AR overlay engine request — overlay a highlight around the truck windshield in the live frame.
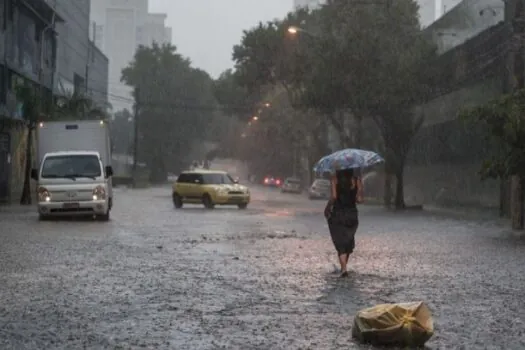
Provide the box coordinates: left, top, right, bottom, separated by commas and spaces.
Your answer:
41, 155, 101, 179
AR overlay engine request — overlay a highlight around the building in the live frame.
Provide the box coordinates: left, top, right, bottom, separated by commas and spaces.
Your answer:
0, 0, 109, 204
87, 41, 109, 109
406, 0, 506, 207
90, 0, 148, 112
90, 0, 172, 112
0, 0, 61, 203
139, 13, 172, 47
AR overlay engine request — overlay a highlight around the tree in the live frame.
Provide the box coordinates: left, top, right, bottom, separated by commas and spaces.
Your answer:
460, 89, 525, 229
121, 43, 218, 182
15, 86, 40, 205
299, 0, 438, 209
55, 90, 108, 120
231, 9, 331, 179
109, 109, 133, 154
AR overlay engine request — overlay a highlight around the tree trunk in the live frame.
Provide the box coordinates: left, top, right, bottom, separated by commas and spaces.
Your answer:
383, 172, 393, 208
20, 125, 33, 205
499, 178, 511, 218
510, 175, 524, 230
394, 165, 406, 210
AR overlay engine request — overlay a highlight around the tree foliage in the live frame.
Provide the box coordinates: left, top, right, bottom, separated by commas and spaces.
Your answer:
121, 43, 218, 182
226, 0, 438, 207
460, 89, 525, 179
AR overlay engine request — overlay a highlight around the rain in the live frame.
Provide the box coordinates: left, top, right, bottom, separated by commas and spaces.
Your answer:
1, 0, 525, 348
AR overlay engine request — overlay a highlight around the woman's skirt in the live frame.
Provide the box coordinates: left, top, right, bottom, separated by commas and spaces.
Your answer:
328, 208, 359, 255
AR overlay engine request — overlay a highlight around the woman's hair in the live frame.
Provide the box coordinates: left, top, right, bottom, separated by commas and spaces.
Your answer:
335, 169, 356, 190
336, 169, 354, 180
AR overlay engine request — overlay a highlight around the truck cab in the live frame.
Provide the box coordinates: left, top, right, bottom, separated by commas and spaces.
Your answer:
32, 151, 113, 220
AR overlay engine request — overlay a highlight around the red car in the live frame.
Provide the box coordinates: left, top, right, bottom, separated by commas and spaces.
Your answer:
263, 176, 282, 187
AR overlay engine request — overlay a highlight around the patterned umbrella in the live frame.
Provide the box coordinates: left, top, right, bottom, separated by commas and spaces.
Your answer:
313, 148, 384, 176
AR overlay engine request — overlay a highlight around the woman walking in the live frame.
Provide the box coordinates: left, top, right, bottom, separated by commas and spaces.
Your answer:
325, 168, 363, 277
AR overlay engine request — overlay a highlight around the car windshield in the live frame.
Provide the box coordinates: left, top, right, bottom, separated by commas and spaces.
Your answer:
314, 180, 330, 187
41, 155, 101, 179
202, 173, 234, 184
287, 179, 301, 184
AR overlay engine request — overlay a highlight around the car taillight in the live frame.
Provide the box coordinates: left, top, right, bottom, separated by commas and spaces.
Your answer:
264, 178, 269, 184
276, 179, 281, 185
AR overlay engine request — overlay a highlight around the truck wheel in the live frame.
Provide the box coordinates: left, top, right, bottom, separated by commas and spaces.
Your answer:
238, 203, 248, 210
98, 210, 110, 221
202, 194, 215, 209
173, 193, 183, 208
38, 214, 50, 221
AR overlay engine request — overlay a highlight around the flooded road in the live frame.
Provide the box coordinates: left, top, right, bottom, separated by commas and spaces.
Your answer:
1, 186, 524, 349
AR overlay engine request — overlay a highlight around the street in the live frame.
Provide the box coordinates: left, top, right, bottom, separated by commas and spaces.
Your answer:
1, 186, 525, 349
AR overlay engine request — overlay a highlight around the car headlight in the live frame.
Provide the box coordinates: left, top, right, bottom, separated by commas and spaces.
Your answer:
92, 185, 106, 200
216, 187, 228, 195
38, 187, 51, 202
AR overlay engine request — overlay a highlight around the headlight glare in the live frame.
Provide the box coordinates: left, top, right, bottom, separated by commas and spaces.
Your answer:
38, 187, 50, 202
92, 186, 106, 200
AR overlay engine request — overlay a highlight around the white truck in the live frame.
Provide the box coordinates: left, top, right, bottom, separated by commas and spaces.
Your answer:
31, 120, 114, 221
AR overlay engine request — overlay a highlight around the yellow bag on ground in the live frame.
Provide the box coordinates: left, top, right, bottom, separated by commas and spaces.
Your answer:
352, 301, 434, 347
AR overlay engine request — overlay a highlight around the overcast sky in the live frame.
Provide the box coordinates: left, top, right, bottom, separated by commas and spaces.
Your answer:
149, 0, 292, 78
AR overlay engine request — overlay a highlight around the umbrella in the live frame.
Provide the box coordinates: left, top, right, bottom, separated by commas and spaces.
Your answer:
313, 148, 384, 176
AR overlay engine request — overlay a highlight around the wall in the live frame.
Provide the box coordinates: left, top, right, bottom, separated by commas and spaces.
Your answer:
423, 0, 503, 54
402, 5, 507, 208
87, 41, 109, 109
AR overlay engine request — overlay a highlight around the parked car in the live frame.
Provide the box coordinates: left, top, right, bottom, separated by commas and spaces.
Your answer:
172, 170, 250, 209
308, 178, 331, 200
281, 177, 302, 193
263, 175, 282, 187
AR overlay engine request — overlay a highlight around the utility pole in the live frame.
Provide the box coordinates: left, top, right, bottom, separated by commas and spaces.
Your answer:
509, 0, 525, 228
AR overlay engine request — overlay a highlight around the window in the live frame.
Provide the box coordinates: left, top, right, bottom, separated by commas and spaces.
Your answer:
202, 173, 234, 185
41, 155, 102, 179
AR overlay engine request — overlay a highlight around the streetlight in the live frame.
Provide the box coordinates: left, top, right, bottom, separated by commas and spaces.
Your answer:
288, 26, 299, 34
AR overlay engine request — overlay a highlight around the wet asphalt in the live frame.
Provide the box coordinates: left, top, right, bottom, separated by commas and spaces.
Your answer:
0, 185, 524, 349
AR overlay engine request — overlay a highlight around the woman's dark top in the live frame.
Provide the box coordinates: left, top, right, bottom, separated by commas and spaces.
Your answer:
333, 175, 358, 211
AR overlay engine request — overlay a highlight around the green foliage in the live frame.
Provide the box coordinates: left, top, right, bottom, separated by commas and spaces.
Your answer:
15, 85, 39, 125
55, 90, 107, 120
121, 43, 218, 181
460, 89, 525, 179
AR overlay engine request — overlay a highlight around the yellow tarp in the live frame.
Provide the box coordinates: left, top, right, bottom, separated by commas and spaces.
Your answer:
352, 301, 434, 347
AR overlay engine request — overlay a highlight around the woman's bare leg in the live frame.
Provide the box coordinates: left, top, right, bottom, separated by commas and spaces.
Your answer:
339, 254, 348, 277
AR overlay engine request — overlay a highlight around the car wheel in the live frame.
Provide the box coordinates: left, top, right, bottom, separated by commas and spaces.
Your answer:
238, 203, 248, 210
173, 193, 183, 208
38, 214, 50, 221
202, 194, 215, 209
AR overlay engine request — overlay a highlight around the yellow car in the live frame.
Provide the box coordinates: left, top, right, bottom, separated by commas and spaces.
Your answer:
172, 170, 250, 209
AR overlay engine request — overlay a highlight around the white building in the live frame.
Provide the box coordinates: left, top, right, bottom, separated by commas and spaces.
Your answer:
140, 13, 172, 47
89, 0, 172, 112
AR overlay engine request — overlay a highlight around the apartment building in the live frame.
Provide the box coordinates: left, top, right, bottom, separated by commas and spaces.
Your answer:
90, 0, 171, 112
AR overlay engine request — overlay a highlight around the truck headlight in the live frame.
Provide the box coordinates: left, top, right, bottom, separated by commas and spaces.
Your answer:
38, 187, 51, 202
217, 187, 228, 195
92, 186, 106, 200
